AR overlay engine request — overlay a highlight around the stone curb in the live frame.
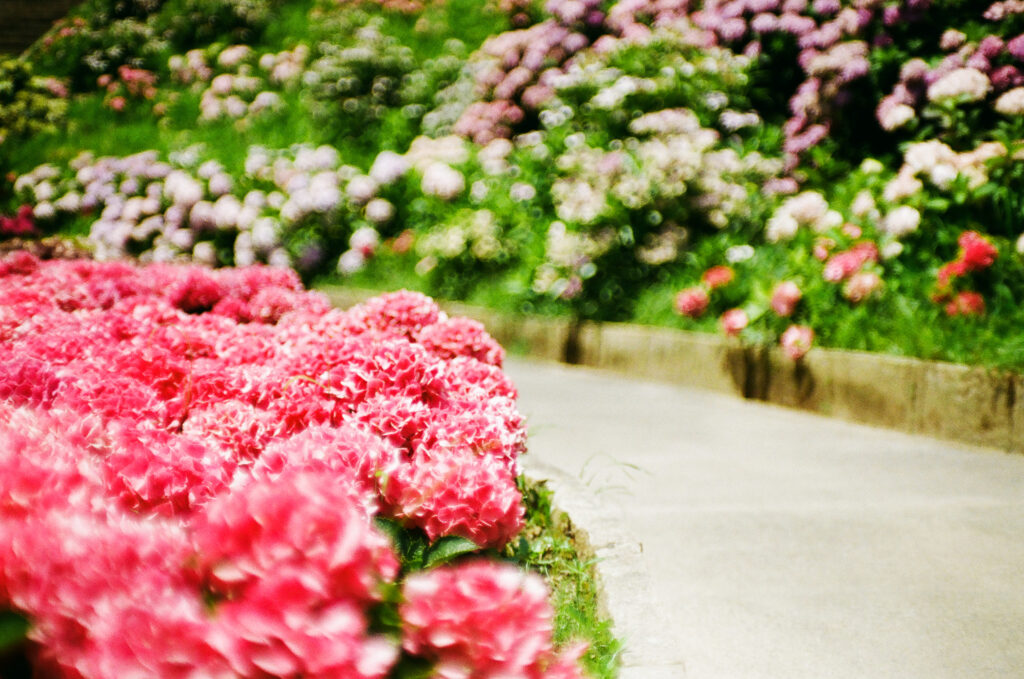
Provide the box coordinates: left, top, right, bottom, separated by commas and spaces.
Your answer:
321, 285, 1023, 454
522, 459, 686, 678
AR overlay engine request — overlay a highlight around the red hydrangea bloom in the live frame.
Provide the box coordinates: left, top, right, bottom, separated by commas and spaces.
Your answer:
0, 515, 218, 678
0, 249, 40, 275
401, 562, 586, 677
945, 291, 986, 317
251, 424, 401, 501
211, 591, 397, 679
675, 286, 710, 318
416, 398, 526, 473
0, 205, 35, 236
98, 422, 234, 516
957, 231, 998, 272
167, 268, 228, 313
182, 399, 284, 460
190, 470, 398, 607
0, 407, 103, 518
442, 356, 519, 401
0, 356, 62, 409
937, 258, 969, 291
0, 256, 543, 675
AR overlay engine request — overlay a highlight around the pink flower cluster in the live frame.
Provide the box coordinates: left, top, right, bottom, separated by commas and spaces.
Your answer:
401, 561, 587, 678
0, 255, 581, 677
454, 0, 700, 143
822, 242, 879, 283
97, 65, 158, 113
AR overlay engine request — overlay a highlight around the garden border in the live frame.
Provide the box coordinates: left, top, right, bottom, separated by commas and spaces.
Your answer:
523, 460, 685, 679
322, 285, 1023, 454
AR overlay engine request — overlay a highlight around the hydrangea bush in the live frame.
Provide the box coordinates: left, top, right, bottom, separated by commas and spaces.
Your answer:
10, 0, 1024, 367
0, 252, 589, 678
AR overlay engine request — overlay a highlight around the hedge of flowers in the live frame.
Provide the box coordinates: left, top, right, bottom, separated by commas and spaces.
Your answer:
9, 0, 1024, 366
0, 251, 589, 678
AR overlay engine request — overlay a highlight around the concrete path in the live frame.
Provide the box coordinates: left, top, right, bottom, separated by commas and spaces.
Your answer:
505, 357, 1024, 679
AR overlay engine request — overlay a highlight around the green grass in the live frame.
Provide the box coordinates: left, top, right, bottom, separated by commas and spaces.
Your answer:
508, 477, 622, 679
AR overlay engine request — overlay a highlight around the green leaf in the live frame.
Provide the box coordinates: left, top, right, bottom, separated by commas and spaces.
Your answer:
0, 610, 29, 653
423, 535, 480, 569
373, 517, 403, 550
387, 654, 434, 679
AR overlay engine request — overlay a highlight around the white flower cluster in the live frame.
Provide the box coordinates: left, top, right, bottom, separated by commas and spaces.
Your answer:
881, 205, 921, 239
765, 191, 842, 242
995, 87, 1024, 115
12, 141, 397, 269
884, 139, 1006, 202
14, 150, 289, 266
532, 221, 614, 299
629, 108, 702, 135
926, 67, 991, 104
335, 137, 469, 275
170, 43, 305, 123
415, 208, 504, 272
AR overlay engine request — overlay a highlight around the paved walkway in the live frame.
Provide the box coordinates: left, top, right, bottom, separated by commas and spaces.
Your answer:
505, 357, 1024, 679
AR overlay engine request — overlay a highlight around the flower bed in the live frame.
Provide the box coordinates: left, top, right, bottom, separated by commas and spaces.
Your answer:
0, 251, 589, 678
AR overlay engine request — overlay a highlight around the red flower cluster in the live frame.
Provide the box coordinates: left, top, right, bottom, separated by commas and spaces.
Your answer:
674, 265, 734, 319
945, 290, 986, 317
0, 205, 35, 237
935, 231, 997, 315
937, 231, 998, 290
701, 265, 735, 290
0, 253, 581, 677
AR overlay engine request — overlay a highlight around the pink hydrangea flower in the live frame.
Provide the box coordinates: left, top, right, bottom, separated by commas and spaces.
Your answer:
415, 317, 506, 366
401, 561, 587, 677
0, 256, 552, 675
823, 242, 879, 282
780, 324, 814, 360
383, 447, 525, 549
770, 281, 802, 317
674, 286, 710, 318
842, 271, 883, 303
720, 308, 749, 336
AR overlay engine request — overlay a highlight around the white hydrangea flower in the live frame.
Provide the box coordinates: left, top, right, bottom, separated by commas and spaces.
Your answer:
421, 162, 465, 201
882, 205, 921, 238
995, 87, 1024, 115
878, 103, 915, 131
365, 198, 394, 224
192, 241, 218, 266
926, 68, 991, 103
